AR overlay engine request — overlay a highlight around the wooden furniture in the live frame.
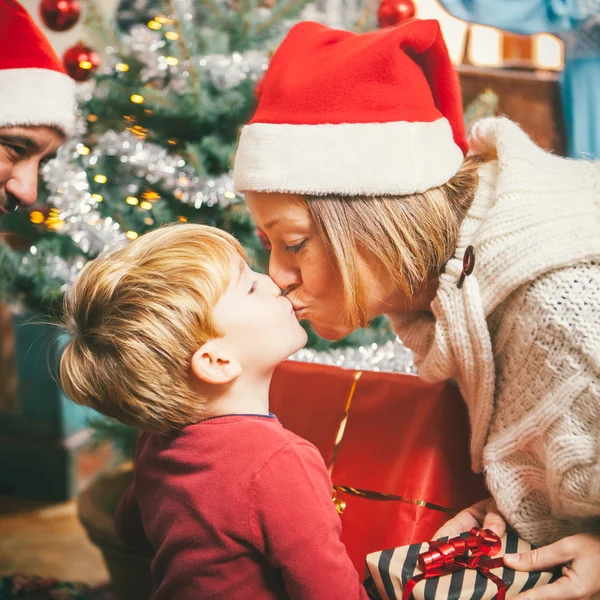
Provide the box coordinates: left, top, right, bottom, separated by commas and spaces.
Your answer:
459, 64, 566, 155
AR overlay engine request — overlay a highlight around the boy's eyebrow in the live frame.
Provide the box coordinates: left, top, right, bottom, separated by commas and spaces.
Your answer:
235, 260, 245, 285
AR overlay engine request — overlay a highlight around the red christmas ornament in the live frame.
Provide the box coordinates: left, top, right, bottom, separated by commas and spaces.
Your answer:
62, 42, 101, 82
39, 0, 81, 32
377, 0, 415, 28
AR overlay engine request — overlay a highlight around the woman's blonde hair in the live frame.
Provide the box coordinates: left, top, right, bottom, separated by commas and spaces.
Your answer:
304, 155, 485, 328
60, 224, 244, 434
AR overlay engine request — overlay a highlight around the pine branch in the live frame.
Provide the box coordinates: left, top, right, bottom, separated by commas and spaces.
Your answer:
138, 86, 182, 110
199, 0, 231, 29
253, 0, 309, 35
166, 0, 202, 102
83, 0, 122, 55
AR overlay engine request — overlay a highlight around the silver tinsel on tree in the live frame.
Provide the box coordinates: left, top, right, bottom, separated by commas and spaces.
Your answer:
291, 338, 416, 373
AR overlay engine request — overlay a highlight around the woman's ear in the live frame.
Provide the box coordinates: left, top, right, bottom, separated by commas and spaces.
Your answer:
191, 340, 242, 385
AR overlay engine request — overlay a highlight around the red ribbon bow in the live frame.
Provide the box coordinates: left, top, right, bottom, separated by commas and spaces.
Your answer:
402, 528, 506, 600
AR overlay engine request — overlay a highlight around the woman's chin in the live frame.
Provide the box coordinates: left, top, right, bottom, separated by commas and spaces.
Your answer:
309, 320, 354, 342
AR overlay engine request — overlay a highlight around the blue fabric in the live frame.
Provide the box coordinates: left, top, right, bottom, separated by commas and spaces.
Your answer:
560, 54, 600, 158
437, 0, 590, 34
438, 1, 600, 158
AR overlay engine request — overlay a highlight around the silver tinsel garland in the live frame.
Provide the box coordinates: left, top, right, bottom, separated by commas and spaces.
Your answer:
111, 22, 270, 93
84, 129, 241, 208
38, 121, 242, 289
42, 137, 128, 257
291, 338, 416, 374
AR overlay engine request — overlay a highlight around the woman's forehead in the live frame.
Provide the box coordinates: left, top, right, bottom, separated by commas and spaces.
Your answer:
246, 192, 310, 229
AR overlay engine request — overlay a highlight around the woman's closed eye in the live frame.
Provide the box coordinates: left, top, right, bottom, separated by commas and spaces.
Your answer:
285, 239, 307, 254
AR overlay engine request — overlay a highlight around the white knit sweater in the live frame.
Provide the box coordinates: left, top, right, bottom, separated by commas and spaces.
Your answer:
389, 118, 600, 546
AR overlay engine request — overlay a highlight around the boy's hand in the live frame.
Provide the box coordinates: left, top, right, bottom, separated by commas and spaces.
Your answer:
433, 497, 507, 539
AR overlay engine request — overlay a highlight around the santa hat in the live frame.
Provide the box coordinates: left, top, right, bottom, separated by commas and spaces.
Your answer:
233, 19, 468, 196
0, 0, 76, 136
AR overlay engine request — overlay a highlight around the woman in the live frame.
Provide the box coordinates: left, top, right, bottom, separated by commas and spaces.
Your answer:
233, 19, 600, 600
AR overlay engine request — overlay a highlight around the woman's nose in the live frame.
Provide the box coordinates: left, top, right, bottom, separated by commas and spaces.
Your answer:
269, 253, 301, 292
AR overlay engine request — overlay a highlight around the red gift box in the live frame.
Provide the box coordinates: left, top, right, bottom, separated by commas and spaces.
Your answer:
270, 360, 488, 574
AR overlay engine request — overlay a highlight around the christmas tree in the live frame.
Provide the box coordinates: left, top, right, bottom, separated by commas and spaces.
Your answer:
0, 0, 398, 351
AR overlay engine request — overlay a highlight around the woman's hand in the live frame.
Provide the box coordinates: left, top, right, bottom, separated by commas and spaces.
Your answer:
507, 532, 600, 600
433, 499, 600, 599
433, 497, 507, 539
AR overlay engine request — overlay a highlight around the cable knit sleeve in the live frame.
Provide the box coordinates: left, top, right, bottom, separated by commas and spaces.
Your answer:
483, 261, 600, 546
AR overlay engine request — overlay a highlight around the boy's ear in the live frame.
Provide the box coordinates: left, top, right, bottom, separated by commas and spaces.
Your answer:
191, 340, 242, 385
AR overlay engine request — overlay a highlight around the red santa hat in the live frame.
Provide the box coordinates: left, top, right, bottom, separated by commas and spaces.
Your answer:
0, 0, 76, 136
233, 19, 468, 196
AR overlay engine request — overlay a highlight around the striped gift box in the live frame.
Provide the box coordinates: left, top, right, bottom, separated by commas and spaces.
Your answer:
365, 530, 560, 600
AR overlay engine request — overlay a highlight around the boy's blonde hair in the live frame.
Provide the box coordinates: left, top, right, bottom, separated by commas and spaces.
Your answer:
60, 224, 245, 434
304, 155, 486, 328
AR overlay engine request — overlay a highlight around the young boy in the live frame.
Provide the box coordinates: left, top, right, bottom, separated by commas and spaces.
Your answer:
60, 224, 368, 600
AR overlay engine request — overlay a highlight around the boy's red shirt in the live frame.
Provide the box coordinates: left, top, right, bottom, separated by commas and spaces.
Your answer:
115, 414, 368, 600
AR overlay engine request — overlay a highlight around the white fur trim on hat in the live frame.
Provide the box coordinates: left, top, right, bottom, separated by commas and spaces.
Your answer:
233, 117, 464, 196
0, 68, 76, 136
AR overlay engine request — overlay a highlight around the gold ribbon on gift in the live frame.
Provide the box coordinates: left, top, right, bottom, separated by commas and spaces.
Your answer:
327, 371, 362, 476
329, 369, 457, 517
333, 485, 457, 515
